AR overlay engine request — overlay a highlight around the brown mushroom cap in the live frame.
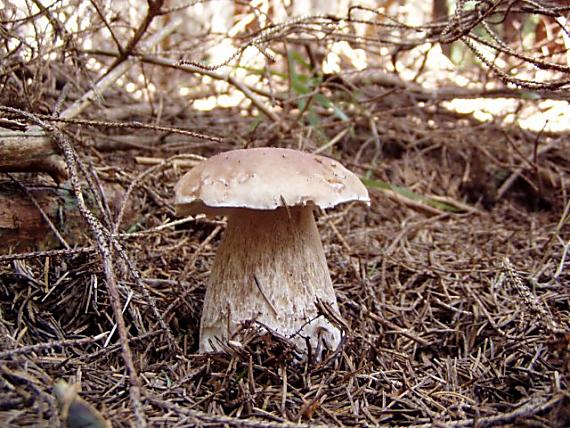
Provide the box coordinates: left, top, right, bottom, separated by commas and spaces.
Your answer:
175, 147, 370, 216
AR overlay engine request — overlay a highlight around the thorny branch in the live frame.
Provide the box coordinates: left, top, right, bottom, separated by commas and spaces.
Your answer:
0, 106, 148, 427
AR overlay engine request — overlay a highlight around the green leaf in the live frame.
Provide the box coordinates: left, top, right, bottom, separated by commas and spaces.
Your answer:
288, 50, 312, 71
314, 94, 349, 121
361, 177, 461, 213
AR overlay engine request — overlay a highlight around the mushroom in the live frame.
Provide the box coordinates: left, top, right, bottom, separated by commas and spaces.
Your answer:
175, 147, 369, 354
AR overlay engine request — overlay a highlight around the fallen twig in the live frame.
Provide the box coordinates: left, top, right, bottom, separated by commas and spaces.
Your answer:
0, 333, 108, 360
1, 106, 147, 428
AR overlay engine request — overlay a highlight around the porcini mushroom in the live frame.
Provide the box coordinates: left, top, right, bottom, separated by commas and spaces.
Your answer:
175, 148, 369, 354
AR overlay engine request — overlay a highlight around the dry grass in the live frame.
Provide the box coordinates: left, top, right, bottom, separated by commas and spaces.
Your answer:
1, 1, 569, 427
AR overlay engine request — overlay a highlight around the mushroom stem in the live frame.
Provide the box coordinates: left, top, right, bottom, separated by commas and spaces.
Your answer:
200, 206, 342, 353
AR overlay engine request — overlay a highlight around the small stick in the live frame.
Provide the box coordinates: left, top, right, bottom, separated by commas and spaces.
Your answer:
0, 332, 107, 359
408, 393, 567, 428
496, 138, 563, 201
0, 246, 95, 263
502, 257, 564, 334
59, 16, 182, 121
94, 52, 290, 130
134, 156, 203, 168
254, 274, 279, 316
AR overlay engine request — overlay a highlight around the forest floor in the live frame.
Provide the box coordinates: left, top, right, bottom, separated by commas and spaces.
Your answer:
0, 3, 569, 427
1, 82, 569, 427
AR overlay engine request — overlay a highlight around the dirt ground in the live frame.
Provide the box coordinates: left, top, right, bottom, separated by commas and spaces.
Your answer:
1, 1, 569, 427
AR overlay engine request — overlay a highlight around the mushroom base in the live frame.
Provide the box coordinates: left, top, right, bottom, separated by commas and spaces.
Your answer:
200, 206, 342, 354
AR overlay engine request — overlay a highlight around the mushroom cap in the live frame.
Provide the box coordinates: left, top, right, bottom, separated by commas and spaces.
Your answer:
175, 148, 370, 216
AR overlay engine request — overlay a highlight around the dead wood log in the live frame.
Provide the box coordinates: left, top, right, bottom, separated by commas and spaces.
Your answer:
0, 181, 137, 253
0, 127, 68, 183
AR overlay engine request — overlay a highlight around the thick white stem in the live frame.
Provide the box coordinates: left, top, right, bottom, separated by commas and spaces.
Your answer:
200, 206, 341, 353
